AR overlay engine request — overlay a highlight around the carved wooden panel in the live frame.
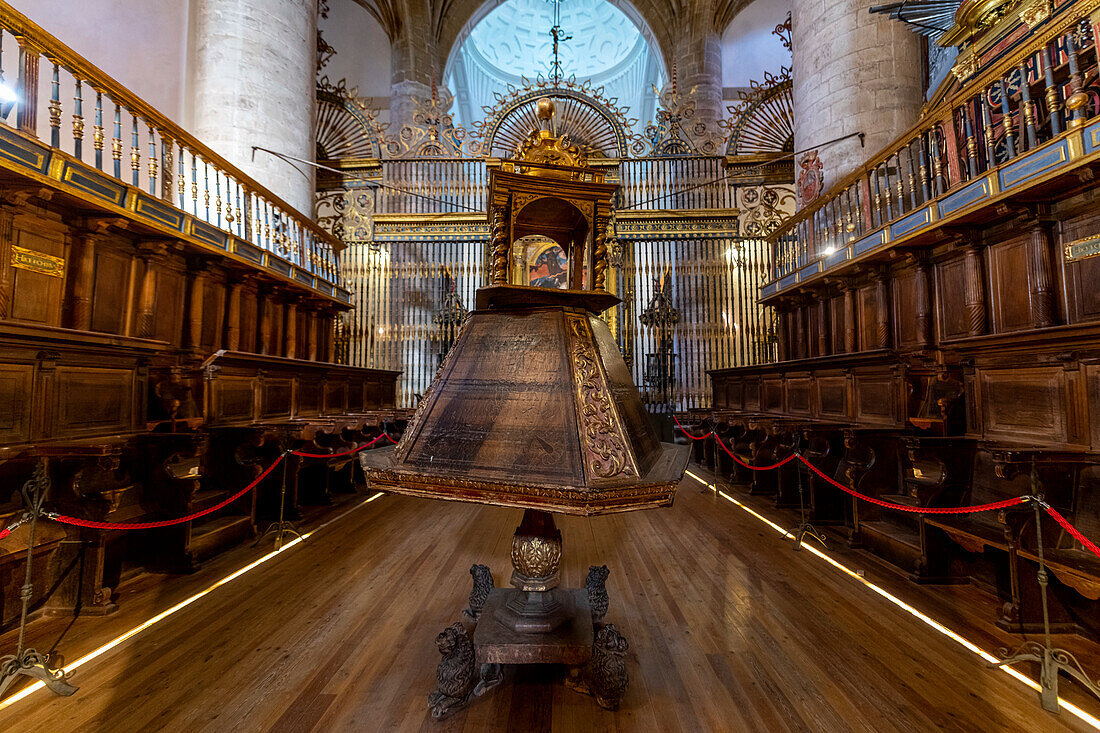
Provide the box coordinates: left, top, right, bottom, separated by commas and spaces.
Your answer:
299, 378, 321, 416
858, 285, 878, 351
91, 249, 129, 334
893, 270, 918, 349
744, 379, 760, 411
988, 237, 1031, 332
261, 380, 293, 418
211, 378, 255, 423
853, 375, 896, 425
0, 363, 32, 442
713, 377, 728, 409
816, 375, 848, 418
201, 280, 225, 353
978, 366, 1066, 443
10, 226, 65, 326
325, 380, 348, 414
936, 258, 968, 340
1061, 211, 1100, 323
762, 378, 783, 412
830, 294, 845, 353
55, 367, 134, 436
787, 377, 812, 415
240, 291, 258, 353
154, 268, 184, 344
347, 379, 364, 411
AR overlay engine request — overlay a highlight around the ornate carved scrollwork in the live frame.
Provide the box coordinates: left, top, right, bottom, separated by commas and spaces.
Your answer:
567, 315, 635, 479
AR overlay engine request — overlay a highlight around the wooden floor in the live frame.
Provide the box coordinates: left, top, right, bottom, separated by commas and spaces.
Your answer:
2, 466, 1100, 732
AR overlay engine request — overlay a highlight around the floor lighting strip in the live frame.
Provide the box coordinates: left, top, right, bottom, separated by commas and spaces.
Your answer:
684, 469, 1100, 730
0, 492, 385, 712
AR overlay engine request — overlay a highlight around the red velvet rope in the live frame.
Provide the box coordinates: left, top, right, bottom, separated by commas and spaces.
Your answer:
292, 432, 387, 458
672, 415, 712, 441
42, 434, 392, 532
1045, 505, 1100, 560
682, 420, 1029, 515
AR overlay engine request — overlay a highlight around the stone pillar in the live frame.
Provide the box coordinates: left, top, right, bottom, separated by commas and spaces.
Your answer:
188, 0, 317, 214
793, 0, 923, 193
674, 12, 723, 129
389, 0, 441, 131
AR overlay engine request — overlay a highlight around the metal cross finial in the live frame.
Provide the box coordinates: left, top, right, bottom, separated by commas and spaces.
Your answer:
548, 0, 572, 86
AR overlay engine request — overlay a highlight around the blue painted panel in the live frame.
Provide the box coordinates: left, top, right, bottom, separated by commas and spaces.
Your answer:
0, 127, 49, 173
825, 247, 850, 269
1085, 119, 1100, 155
999, 140, 1069, 189
236, 240, 264, 263
798, 261, 821, 280
295, 269, 314, 285
134, 194, 185, 231
192, 221, 229, 249
854, 230, 887, 255
335, 288, 351, 303
760, 282, 778, 297
61, 162, 126, 206
315, 281, 334, 296
938, 178, 990, 217
889, 207, 931, 239
266, 254, 292, 276
779, 272, 799, 290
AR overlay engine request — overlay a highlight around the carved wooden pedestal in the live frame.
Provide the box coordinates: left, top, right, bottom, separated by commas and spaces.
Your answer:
427, 510, 629, 719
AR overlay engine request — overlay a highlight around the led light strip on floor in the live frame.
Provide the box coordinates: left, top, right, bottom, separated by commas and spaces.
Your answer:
684, 470, 1100, 731
0, 492, 385, 712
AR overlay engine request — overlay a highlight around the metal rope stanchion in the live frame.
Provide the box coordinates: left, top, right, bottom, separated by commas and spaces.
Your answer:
991, 459, 1100, 713
791, 444, 826, 551
0, 460, 77, 698
253, 450, 302, 550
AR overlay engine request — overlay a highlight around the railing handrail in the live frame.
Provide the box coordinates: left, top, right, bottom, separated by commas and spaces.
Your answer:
1, 1, 341, 252
768, 3, 1090, 243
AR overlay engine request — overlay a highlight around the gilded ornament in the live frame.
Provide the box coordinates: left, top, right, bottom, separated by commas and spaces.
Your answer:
568, 315, 635, 479
511, 533, 562, 579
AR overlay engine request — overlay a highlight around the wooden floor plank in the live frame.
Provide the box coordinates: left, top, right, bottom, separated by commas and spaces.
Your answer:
1, 467, 1097, 731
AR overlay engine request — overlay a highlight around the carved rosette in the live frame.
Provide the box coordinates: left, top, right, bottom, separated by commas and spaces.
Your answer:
567, 315, 635, 479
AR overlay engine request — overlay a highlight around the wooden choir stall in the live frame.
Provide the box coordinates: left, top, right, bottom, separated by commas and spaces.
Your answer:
699, 2, 1100, 651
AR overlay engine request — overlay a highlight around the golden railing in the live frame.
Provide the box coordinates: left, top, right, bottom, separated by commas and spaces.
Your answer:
768, 2, 1099, 284
0, 1, 341, 284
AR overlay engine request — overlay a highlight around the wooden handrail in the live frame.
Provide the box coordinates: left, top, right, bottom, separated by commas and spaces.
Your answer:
0, 1, 341, 253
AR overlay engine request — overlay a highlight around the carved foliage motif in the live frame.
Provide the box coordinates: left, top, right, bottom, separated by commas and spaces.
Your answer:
567, 315, 635, 479
510, 533, 562, 578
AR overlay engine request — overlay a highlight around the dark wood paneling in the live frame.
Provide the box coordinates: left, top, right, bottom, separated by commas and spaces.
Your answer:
978, 366, 1066, 444
0, 363, 32, 442
858, 285, 877, 351
988, 237, 1031, 332
936, 258, 968, 340
893, 270, 918, 349
10, 226, 65, 325
155, 268, 184, 344
91, 249, 129, 334
54, 367, 133, 436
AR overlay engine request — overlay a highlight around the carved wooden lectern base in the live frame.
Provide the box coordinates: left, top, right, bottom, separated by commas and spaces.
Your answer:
427, 510, 629, 718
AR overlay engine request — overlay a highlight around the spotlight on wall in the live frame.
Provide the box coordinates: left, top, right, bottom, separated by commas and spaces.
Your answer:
823, 246, 836, 256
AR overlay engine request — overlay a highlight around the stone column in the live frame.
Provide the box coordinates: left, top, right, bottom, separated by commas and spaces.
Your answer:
188, 0, 317, 215
674, 11, 723, 129
389, 0, 441, 131
793, 0, 923, 193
